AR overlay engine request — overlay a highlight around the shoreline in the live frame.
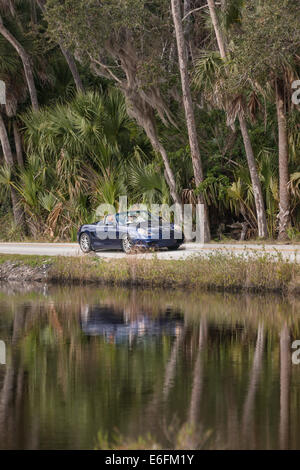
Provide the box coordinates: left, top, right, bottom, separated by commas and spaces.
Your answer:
0, 253, 299, 296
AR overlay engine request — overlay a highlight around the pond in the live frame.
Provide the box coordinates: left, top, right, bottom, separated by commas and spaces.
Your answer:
0, 283, 299, 450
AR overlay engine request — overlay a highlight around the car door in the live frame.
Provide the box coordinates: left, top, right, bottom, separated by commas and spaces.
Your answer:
91, 222, 108, 250
103, 216, 122, 250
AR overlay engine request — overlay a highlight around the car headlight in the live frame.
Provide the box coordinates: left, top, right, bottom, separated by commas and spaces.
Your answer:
137, 228, 148, 238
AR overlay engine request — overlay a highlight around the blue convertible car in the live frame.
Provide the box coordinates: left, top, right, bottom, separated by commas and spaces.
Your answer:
77, 210, 184, 254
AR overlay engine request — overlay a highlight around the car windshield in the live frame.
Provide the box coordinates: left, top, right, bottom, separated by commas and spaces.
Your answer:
117, 211, 159, 225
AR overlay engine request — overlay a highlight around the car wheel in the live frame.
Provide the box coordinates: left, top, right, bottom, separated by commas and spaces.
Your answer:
79, 233, 92, 253
122, 235, 133, 254
167, 244, 181, 251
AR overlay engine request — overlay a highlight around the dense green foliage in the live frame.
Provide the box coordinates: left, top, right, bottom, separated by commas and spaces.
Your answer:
0, 0, 299, 241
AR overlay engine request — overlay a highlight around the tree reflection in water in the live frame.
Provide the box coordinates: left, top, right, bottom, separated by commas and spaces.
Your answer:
0, 284, 299, 450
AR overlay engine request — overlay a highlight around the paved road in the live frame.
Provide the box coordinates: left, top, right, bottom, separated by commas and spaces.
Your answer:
0, 242, 299, 262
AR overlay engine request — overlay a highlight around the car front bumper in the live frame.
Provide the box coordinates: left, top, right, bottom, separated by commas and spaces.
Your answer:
131, 236, 184, 249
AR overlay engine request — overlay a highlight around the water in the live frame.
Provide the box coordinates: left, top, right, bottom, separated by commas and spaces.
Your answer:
0, 283, 300, 450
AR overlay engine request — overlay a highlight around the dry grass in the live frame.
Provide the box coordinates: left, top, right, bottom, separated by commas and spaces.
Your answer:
47, 252, 300, 294
0, 252, 299, 295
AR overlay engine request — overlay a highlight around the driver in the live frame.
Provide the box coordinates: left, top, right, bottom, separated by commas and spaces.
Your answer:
106, 214, 115, 224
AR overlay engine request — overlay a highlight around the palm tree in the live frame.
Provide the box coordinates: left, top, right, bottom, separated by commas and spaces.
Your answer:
171, 0, 210, 242
205, 0, 268, 238
0, 31, 27, 228
223, 0, 299, 239
19, 89, 161, 238
276, 80, 291, 240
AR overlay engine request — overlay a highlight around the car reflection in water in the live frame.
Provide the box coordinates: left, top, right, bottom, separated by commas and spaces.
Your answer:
80, 305, 184, 345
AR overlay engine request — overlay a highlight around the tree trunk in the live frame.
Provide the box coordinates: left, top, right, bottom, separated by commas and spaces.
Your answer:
147, 128, 180, 205
125, 92, 181, 205
220, 0, 227, 11
207, 0, 227, 58
60, 46, 84, 93
207, 0, 268, 238
183, 0, 193, 59
0, 113, 25, 228
0, 15, 39, 111
276, 82, 290, 240
30, 0, 38, 24
35, 0, 84, 94
156, 140, 181, 205
0, 114, 13, 166
171, 0, 211, 242
239, 114, 268, 238
13, 121, 24, 168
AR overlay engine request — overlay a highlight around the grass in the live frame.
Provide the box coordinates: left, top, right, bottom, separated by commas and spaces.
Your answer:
0, 252, 299, 295
211, 238, 300, 245
0, 254, 52, 268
